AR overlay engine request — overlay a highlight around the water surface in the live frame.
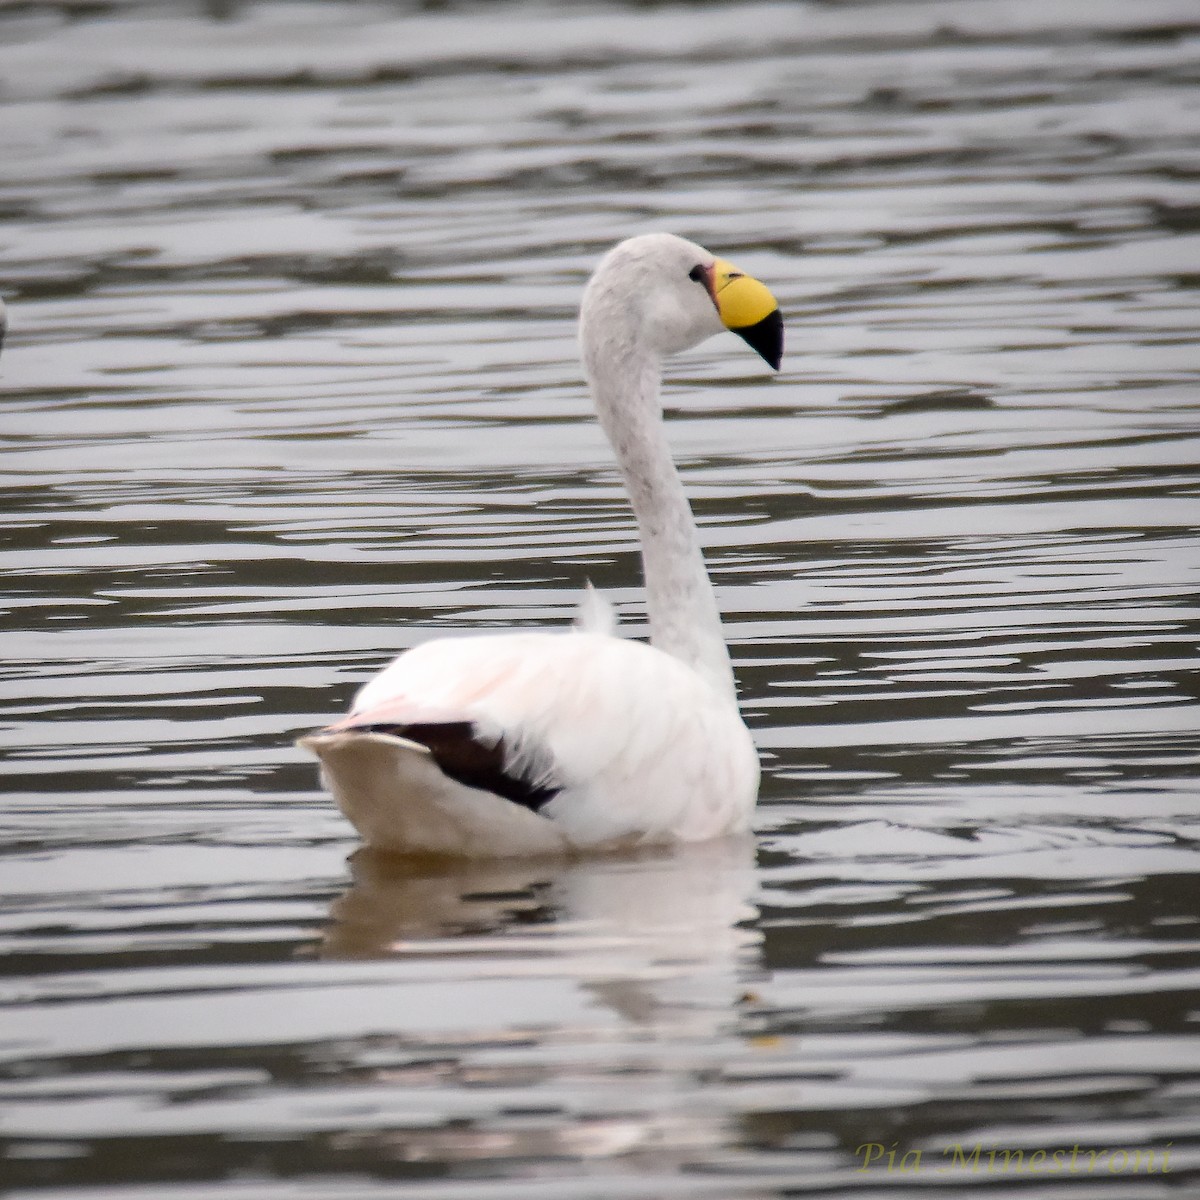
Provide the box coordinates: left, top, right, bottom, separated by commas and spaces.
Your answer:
2, 0, 1199, 1195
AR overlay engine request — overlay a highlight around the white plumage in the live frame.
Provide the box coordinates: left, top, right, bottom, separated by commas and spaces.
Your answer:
300, 233, 783, 857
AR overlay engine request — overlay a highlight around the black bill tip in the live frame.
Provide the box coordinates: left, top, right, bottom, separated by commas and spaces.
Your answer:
733, 307, 783, 371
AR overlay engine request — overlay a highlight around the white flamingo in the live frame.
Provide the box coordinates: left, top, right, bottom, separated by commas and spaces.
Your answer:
300, 233, 783, 856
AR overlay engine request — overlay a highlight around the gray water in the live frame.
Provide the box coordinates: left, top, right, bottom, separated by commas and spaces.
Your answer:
2, 0, 1199, 1195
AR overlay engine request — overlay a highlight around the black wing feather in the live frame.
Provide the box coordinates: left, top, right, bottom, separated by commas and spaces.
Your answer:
358, 721, 559, 813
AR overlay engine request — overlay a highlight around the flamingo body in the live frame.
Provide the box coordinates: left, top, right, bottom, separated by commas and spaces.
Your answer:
300, 626, 760, 856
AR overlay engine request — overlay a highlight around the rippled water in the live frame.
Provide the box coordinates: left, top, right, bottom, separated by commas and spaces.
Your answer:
2, 0, 1199, 1195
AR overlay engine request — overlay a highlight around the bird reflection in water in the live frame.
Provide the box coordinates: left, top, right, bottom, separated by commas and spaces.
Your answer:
320, 837, 762, 1026
315, 837, 764, 1171
324, 830, 753, 979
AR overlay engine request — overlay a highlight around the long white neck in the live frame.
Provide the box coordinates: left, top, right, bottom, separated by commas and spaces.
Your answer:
584, 345, 736, 702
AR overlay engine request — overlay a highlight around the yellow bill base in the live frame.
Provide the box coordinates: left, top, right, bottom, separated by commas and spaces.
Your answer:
711, 258, 780, 332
